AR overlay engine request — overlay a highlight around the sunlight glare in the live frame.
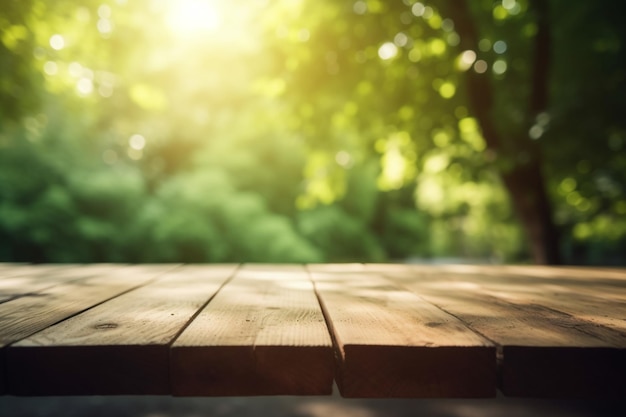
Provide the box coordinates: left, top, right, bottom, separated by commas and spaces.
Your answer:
166, 0, 221, 36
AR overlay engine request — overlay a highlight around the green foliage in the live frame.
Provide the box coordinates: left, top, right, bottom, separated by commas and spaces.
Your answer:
1, 0, 625, 264
298, 205, 385, 262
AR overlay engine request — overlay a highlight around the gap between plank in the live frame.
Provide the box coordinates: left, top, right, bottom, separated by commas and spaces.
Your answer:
165, 263, 242, 389
304, 264, 347, 381
379, 272, 505, 387
166, 264, 242, 348
4, 264, 181, 348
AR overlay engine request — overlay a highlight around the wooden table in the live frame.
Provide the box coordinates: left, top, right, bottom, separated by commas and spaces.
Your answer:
0, 263, 624, 398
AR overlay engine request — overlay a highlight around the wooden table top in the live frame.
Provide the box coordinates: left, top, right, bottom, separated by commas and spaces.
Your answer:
0, 263, 624, 398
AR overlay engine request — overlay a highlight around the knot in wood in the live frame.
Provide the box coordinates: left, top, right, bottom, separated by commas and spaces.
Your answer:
95, 323, 118, 330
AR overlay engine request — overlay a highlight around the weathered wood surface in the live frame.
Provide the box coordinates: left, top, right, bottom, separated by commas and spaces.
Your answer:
0, 264, 177, 394
308, 265, 495, 398
0, 263, 624, 398
0, 264, 115, 304
383, 265, 626, 398
7, 265, 235, 395
171, 264, 334, 396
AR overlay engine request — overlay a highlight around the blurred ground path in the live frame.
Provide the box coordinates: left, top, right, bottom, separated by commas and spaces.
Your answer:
1, 390, 624, 417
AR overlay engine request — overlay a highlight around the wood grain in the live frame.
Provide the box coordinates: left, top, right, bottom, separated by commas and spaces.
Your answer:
0, 264, 122, 304
390, 265, 626, 398
310, 268, 495, 398
7, 265, 236, 395
171, 264, 333, 396
0, 264, 176, 395
0, 264, 65, 278
2, 263, 625, 398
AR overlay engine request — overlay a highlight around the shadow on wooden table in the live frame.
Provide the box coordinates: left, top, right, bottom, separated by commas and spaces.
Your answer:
1, 391, 624, 417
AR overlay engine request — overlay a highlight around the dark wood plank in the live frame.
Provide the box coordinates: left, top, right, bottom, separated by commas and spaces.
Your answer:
390, 265, 626, 398
7, 265, 236, 395
171, 264, 334, 396
310, 268, 495, 398
0, 264, 176, 395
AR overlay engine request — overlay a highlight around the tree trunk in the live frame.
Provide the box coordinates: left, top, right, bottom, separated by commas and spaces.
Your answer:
444, 0, 562, 264
499, 153, 561, 264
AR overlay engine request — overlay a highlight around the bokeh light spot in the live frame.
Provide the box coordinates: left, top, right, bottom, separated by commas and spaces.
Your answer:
560, 178, 577, 194
473, 60, 488, 73
493, 40, 507, 54
458, 50, 476, 71
566, 191, 582, 206
129, 134, 146, 150
493, 59, 507, 74
335, 151, 352, 167
411, 2, 425, 17
408, 48, 422, 62
502, 0, 516, 10
493, 5, 508, 20
447, 32, 460, 46
439, 82, 456, 99
529, 125, 544, 140
353, 1, 367, 15
378, 42, 398, 60
43, 61, 58, 75
429, 38, 446, 55
478, 39, 491, 52
77, 78, 93, 95
502, 0, 521, 15
394, 32, 409, 47
50, 34, 65, 50
97, 18, 113, 35
441, 18, 454, 32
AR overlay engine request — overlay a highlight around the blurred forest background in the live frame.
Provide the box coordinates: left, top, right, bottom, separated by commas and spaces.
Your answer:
1, 0, 625, 265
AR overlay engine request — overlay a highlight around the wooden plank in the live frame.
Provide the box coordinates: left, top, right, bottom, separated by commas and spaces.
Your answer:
0, 264, 176, 395
0, 264, 27, 275
310, 268, 495, 398
0, 264, 123, 304
171, 264, 334, 396
0, 263, 31, 272
410, 264, 626, 296
435, 266, 626, 330
7, 265, 236, 395
458, 267, 626, 398
0, 264, 73, 281
307, 263, 366, 273
389, 266, 626, 398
